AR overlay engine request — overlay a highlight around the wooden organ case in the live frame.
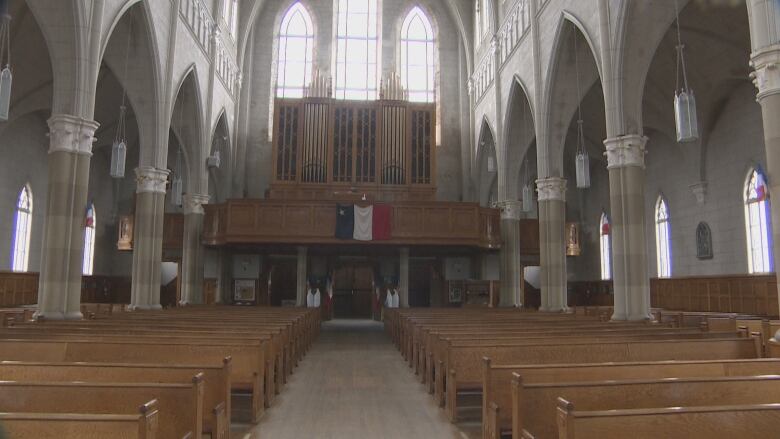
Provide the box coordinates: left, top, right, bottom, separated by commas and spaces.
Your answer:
269, 95, 436, 201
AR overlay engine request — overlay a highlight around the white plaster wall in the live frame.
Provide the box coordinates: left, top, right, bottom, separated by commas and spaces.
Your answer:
0, 114, 50, 272
644, 83, 766, 278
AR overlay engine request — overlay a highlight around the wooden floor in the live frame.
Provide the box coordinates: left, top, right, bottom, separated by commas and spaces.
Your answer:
233, 319, 470, 439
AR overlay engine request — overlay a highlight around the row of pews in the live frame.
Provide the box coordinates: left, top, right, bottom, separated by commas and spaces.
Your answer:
0, 305, 320, 438
385, 307, 780, 439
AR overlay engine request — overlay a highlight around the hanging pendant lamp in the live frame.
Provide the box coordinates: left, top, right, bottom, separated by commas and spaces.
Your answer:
673, 0, 698, 143
110, 17, 134, 178
0, 6, 13, 121
110, 105, 127, 178
171, 148, 183, 207
522, 158, 533, 212
572, 31, 590, 189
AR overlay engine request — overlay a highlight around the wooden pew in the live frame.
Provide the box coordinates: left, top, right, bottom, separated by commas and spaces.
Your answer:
443, 337, 760, 421
482, 357, 780, 439
0, 359, 231, 438
0, 326, 282, 406
0, 376, 204, 439
0, 337, 266, 422
0, 400, 160, 439
554, 398, 780, 439
513, 374, 780, 439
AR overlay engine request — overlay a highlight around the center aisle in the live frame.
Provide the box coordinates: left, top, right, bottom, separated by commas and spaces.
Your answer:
234, 319, 469, 439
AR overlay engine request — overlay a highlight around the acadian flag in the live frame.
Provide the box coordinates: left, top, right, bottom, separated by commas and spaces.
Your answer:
334, 204, 392, 241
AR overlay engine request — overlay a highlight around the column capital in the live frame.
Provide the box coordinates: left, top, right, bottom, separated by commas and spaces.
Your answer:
47, 114, 99, 156
183, 194, 209, 215
750, 44, 780, 100
536, 177, 566, 202
498, 200, 523, 220
603, 135, 648, 169
135, 166, 170, 194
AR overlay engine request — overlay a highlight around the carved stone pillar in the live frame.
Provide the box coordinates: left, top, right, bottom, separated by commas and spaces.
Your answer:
296, 246, 308, 306
399, 247, 410, 308
130, 167, 169, 310
751, 43, 780, 316
180, 194, 209, 305
36, 115, 99, 320
604, 135, 652, 321
499, 200, 523, 307
536, 177, 568, 312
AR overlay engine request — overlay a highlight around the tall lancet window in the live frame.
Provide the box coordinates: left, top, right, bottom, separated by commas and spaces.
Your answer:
744, 168, 773, 273
11, 185, 32, 272
276, 3, 315, 98
400, 7, 435, 103
655, 196, 672, 278
599, 213, 611, 280
335, 0, 379, 100
83, 203, 96, 276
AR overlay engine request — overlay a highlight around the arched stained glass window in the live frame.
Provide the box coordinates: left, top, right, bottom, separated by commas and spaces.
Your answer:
600, 213, 611, 280
744, 168, 773, 273
655, 196, 672, 278
400, 7, 435, 103
276, 3, 315, 98
334, 0, 379, 100
83, 203, 96, 276
11, 185, 32, 272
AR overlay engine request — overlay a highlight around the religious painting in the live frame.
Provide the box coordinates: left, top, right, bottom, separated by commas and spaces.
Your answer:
696, 222, 713, 260
234, 279, 257, 304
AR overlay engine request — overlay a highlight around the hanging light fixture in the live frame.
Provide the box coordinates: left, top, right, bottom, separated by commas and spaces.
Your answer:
110, 105, 127, 178
522, 158, 533, 212
673, 0, 698, 143
171, 148, 183, 207
0, 3, 13, 121
110, 16, 134, 178
572, 31, 590, 189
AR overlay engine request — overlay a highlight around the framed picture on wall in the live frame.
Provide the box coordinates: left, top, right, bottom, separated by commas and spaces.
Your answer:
449, 286, 463, 303
234, 279, 257, 304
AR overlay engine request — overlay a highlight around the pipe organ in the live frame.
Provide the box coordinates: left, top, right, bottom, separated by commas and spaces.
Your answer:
270, 97, 436, 201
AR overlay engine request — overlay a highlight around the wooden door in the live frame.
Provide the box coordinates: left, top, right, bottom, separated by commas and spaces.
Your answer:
333, 265, 374, 318
409, 261, 432, 307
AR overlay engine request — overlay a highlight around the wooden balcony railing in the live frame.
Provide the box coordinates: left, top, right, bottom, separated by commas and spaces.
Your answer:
203, 199, 501, 249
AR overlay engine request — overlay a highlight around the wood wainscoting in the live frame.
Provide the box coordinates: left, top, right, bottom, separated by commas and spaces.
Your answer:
0, 271, 37, 307
650, 274, 779, 317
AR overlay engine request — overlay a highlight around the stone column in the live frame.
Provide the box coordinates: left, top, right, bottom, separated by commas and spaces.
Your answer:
180, 194, 209, 305
536, 177, 568, 312
498, 200, 523, 307
130, 167, 169, 310
296, 246, 308, 306
35, 115, 99, 320
604, 135, 652, 321
399, 247, 410, 308
752, 47, 780, 315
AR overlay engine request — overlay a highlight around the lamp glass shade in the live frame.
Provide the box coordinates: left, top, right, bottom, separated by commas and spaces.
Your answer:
0, 67, 12, 121
674, 90, 699, 143
110, 140, 127, 179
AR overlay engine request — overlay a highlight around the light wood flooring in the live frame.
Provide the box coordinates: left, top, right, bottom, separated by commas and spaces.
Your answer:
232, 319, 472, 439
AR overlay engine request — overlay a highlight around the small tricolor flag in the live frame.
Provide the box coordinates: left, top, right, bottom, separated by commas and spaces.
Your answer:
85, 203, 95, 228
335, 204, 392, 241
